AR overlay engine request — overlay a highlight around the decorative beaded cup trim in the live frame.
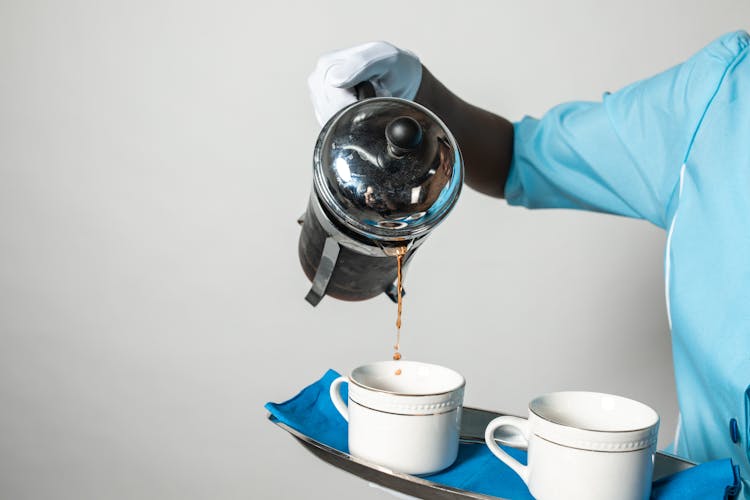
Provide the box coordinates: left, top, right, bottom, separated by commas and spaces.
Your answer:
348, 383, 464, 416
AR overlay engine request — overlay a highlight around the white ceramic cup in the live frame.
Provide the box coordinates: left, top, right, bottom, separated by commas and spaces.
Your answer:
329, 360, 465, 475
484, 392, 659, 500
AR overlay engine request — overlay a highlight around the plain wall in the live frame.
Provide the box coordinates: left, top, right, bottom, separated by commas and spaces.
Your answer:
1, 1, 748, 499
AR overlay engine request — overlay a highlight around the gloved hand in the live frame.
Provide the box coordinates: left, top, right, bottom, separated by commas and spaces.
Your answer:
307, 41, 422, 126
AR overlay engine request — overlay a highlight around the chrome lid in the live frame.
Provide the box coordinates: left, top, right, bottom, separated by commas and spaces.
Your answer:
313, 97, 463, 242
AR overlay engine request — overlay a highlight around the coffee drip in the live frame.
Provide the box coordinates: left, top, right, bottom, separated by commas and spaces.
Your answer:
393, 247, 407, 374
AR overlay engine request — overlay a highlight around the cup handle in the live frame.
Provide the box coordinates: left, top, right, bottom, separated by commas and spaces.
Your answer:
484, 416, 530, 484
329, 376, 349, 422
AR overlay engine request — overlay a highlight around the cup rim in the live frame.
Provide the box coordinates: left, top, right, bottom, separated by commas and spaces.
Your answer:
529, 391, 659, 434
349, 360, 466, 397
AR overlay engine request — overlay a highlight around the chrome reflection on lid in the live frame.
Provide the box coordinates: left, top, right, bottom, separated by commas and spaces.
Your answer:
313, 97, 463, 242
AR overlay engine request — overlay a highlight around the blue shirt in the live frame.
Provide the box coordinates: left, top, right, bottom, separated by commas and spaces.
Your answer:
506, 30, 750, 494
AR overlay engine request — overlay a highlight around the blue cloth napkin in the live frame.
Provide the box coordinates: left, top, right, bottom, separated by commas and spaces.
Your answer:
265, 370, 741, 500
651, 458, 741, 500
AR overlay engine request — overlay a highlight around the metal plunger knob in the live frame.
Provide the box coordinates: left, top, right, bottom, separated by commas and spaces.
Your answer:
386, 116, 423, 156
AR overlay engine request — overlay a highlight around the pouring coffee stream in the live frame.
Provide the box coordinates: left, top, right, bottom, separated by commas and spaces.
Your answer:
297, 80, 463, 363
393, 246, 406, 371
356, 84, 409, 368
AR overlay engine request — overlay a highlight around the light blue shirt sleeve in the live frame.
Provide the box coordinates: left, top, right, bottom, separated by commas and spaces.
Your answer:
504, 31, 750, 229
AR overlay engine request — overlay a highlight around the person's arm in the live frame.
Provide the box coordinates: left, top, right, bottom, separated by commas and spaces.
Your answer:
308, 34, 748, 223
419, 31, 749, 228
414, 66, 514, 199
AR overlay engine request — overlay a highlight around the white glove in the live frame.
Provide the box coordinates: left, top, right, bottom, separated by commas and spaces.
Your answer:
307, 41, 422, 126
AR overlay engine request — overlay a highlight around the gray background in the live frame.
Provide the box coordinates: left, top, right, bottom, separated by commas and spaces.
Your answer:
1, 1, 747, 499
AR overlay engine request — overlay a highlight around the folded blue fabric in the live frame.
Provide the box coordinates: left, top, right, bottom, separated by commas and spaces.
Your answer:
265, 370, 740, 500
650, 458, 741, 500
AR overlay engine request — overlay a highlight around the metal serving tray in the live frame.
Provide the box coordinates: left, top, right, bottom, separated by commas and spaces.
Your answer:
269, 406, 695, 500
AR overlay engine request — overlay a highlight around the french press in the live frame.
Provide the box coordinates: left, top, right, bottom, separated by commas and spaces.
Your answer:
298, 83, 463, 306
